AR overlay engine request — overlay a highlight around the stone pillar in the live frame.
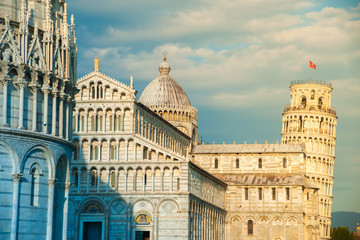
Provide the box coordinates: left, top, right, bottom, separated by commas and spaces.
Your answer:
116, 141, 119, 161
51, 91, 58, 135
86, 170, 90, 192
152, 171, 155, 191
77, 171, 81, 192
124, 172, 128, 192
85, 111, 88, 133
106, 170, 110, 192
125, 140, 128, 161
31, 86, 38, 131
46, 178, 56, 240
154, 211, 158, 240
2, 79, 9, 126
102, 110, 106, 132
59, 95, 64, 137
170, 172, 173, 192
17, 79, 27, 129
42, 86, 50, 133
97, 170, 100, 193
10, 173, 23, 240
66, 99, 72, 140
62, 182, 71, 240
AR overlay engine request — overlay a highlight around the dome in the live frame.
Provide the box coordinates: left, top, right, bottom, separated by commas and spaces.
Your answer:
139, 59, 191, 107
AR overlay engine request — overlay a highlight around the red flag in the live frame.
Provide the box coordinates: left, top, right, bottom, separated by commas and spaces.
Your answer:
309, 60, 316, 69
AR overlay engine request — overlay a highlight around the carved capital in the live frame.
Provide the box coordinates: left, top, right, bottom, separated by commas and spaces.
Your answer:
0, 76, 10, 86
12, 173, 24, 183
65, 182, 71, 190
41, 84, 51, 94
48, 178, 57, 187
15, 78, 27, 88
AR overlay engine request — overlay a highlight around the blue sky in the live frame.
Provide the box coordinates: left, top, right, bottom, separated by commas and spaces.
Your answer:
68, 0, 360, 212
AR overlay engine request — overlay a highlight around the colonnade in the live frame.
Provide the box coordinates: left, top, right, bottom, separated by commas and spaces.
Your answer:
70, 164, 181, 194
282, 114, 336, 137
306, 157, 333, 175
0, 71, 73, 140
189, 200, 226, 240
78, 80, 130, 101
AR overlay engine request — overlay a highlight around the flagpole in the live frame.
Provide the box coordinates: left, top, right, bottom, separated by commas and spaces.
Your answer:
309, 58, 311, 82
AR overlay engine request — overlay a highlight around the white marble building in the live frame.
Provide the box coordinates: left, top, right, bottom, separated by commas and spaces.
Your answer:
69, 59, 226, 240
0, 0, 77, 240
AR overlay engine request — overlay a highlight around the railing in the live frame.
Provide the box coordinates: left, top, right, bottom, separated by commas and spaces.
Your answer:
290, 80, 332, 87
283, 105, 336, 115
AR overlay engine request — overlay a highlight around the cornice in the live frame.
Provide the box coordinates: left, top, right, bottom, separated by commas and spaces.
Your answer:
0, 127, 75, 150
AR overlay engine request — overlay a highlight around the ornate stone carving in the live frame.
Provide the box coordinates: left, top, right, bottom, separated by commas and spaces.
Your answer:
65, 182, 71, 190
12, 173, 24, 183
48, 178, 57, 187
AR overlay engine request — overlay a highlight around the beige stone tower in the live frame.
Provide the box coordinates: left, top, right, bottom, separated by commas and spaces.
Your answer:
281, 80, 337, 240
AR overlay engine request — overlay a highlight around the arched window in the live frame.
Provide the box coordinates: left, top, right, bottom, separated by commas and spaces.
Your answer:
311, 90, 315, 100
30, 168, 40, 206
258, 158, 262, 169
214, 158, 218, 169
236, 159, 239, 168
98, 115, 103, 131
318, 97, 323, 109
115, 115, 122, 131
90, 170, 97, 186
110, 171, 116, 187
91, 86, 95, 99
248, 220, 253, 235
110, 145, 116, 160
283, 158, 287, 168
301, 97, 306, 108
91, 115, 95, 131
81, 115, 85, 131
90, 143, 98, 160
74, 171, 79, 187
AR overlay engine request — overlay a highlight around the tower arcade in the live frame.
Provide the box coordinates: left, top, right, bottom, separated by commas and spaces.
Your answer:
281, 80, 337, 240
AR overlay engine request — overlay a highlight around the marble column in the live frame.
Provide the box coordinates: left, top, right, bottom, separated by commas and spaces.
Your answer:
96, 170, 100, 193
51, 91, 58, 135
59, 95, 64, 137
18, 79, 26, 129
125, 140, 128, 161
2, 79, 9, 126
86, 171, 90, 192
10, 173, 23, 240
46, 178, 56, 240
42, 86, 50, 133
62, 182, 71, 240
77, 171, 81, 192
31, 86, 38, 131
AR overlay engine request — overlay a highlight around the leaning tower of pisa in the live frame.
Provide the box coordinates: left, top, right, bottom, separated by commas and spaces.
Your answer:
281, 80, 337, 240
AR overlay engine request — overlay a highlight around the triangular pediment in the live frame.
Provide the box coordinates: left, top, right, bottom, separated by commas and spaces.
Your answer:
27, 35, 46, 69
0, 27, 22, 64
76, 71, 135, 94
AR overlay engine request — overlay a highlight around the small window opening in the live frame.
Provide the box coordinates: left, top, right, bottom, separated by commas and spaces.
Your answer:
272, 188, 276, 200
258, 158, 262, 169
248, 220, 253, 235
301, 97, 306, 108
286, 187, 290, 200
236, 159, 239, 168
214, 158, 218, 169
259, 188, 262, 200
245, 188, 249, 200
111, 171, 116, 187
283, 158, 287, 168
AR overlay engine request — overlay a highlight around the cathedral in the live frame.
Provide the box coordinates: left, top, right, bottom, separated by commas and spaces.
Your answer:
0, 1, 337, 240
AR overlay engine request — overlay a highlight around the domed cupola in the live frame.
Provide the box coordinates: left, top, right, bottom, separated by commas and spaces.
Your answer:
139, 57, 198, 144
139, 57, 191, 107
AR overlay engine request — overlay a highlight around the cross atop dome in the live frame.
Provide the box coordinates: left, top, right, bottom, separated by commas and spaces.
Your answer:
162, 50, 168, 61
